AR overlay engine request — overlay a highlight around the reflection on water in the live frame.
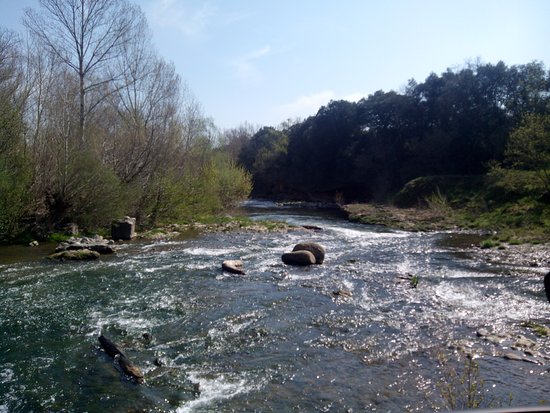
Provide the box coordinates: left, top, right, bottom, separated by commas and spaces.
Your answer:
0, 202, 549, 412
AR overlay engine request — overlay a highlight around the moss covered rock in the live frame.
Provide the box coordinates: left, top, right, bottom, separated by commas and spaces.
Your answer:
48, 249, 100, 261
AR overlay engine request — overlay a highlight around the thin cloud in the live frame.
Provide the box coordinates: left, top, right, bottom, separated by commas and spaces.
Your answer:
343, 92, 366, 102
272, 90, 368, 123
231, 45, 271, 81
146, 0, 215, 37
273, 90, 335, 120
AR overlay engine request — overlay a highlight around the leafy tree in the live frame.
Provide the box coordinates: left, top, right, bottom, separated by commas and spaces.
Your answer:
354, 91, 426, 199
239, 127, 288, 196
0, 29, 31, 240
505, 113, 550, 194
210, 153, 252, 208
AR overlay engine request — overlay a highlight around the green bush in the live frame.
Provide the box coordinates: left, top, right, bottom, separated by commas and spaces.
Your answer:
480, 239, 500, 249
0, 153, 31, 242
211, 154, 252, 208
486, 166, 543, 202
64, 154, 127, 230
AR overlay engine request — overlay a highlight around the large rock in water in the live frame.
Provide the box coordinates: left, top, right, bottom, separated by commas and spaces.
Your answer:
292, 242, 325, 264
222, 260, 245, 275
111, 217, 136, 240
282, 250, 316, 266
55, 236, 115, 254
48, 249, 100, 261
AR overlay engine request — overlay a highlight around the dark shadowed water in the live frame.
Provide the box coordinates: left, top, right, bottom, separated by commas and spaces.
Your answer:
1, 201, 549, 412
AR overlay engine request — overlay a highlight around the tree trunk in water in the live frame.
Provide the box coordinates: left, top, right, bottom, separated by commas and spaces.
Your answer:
98, 335, 144, 383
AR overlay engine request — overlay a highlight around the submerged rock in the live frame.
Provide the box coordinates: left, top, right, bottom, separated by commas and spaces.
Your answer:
332, 288, 353, 299
282, 250, 316, 266
302, 225, 323, 231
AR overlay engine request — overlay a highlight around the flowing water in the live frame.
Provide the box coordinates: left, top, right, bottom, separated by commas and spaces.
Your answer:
1, 201, 549, 412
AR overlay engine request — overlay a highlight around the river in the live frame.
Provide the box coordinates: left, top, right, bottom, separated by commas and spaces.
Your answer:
1, 201, 549, 412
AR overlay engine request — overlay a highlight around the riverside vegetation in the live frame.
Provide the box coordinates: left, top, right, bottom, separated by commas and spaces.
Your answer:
0, 1, 252, 244
1, 0, 549, 246
234, 62, 550, 244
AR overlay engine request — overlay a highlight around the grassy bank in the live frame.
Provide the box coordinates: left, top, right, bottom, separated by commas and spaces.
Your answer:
344, 173, 550, 244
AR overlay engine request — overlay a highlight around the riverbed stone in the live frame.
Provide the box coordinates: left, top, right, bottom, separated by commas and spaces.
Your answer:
333, 288, 353, 299
222, 260, 245, 275
503, 352, 523, 361
55, 236, 115, 254
48, 249, 100, 261
513, 335, 537, 349
282, 250, 316, 266
476, 328, 490, 337
292, 242, 325, 264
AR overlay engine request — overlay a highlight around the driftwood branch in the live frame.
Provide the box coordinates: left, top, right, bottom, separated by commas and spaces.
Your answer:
98, 334, 144, 383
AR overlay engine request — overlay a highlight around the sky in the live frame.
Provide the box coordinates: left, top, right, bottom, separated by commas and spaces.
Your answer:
1, 0, 550, 130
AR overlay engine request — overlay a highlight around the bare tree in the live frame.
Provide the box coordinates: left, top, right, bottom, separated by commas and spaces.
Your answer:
23, 0, 146, 146
106, 30, 182, 184
220, 122, 258, 161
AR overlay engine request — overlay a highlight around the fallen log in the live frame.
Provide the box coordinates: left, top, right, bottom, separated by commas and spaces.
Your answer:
98, 335, 144, 383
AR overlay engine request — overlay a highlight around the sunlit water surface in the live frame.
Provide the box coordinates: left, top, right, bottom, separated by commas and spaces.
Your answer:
1, 202, 549, 412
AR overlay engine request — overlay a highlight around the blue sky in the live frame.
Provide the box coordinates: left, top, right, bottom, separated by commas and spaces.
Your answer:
1, 0, 549, 130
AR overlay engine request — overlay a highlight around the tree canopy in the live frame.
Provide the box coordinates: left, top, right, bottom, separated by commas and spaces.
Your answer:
238, 61, 550, 203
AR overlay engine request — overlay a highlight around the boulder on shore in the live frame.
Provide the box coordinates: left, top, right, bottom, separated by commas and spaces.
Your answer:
292, 242, 325, 264
48, 249, 100, 261
282, 250, 316, 266
222, 260, 245, 275
111, 216, 136, 240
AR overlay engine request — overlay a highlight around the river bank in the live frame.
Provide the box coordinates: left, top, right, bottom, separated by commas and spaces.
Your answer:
343, 203, 459, 232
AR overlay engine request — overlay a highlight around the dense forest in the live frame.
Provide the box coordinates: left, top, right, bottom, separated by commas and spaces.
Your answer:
0, 0, 251, 242
234, 61, 550, 206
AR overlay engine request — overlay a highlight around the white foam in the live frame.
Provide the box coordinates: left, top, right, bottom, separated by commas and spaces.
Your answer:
87, 309, 159, 337
176, 371, 259, 413
142, 263, 182, 273
434, 281, 546, 323
0, 367, 14, 383
183, 247, 240, 257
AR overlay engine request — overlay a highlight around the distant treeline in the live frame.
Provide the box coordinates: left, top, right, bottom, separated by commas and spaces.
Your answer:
0, 0, 251, 242
233, 61, 550, 202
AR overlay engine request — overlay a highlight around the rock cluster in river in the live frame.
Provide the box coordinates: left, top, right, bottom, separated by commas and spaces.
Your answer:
48, 236, 115, 260
475, 327, 550, 365
282, 242, 326, 266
